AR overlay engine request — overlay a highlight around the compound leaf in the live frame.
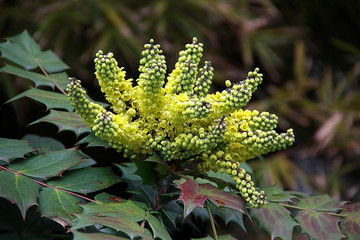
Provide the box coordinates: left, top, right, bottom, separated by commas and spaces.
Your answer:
36, 50, 69, 73
250, 202, 298, 240
340, 203, 360, 240
72, 231, 129, 240
21, 134, 65, 152
46, 167, 120, 194
30, 110, 91, 137
38, 187, 82, 227
0, 171, 40, 219
9, 148, 86, 179
0, 138, 35, 164
177, 177, 247, 219
7, 88, 73, 111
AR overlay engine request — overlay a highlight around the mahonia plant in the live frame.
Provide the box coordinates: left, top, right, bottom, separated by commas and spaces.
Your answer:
66, 38, 295, 208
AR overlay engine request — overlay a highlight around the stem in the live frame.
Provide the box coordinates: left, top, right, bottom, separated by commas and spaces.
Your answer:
205, 201, 218, 240
0, 165, 95, 202
278, 202, 348, 218
35, 58, 68, 96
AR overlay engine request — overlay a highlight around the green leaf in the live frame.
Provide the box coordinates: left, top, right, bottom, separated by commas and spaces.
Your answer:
340, 203, 360, 240
294, 195, 346, 240
76, 133, 110, 148
0, 138, 35, 163
36, 50, 69, 73
146, 213, 172, 240
30, 110, 91, 137
38, 187, 83, 227
7, 88, 73, 111
0, 65, 70, 89
250, 202, 298, 240
177, 177, 247, 219
72, 231, 129, 240
21, 134, 65, 152
261, 184, 298, 203
72, 201, 150, 239
9, 148, 86, 179
212, 206, 245, 232
46, 167, 120, 194
295, 194, 346, 212
0, 171, 40, 219
133, 158, 157, 185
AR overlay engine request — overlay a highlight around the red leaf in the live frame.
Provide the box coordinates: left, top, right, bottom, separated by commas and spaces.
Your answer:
340, 203, 360, 240
177, 178, 247, 219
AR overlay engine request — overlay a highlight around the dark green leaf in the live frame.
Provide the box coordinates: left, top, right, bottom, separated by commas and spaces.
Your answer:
146, 213, 172, 240
36, 50, 69, 73
250, 202, 298, 240
7, 31, 41, 57
46, 167, 120, 194
21, 134, 65, 152
7, 88, 73, 111
38, 187, 83, 227
0, 138, 35, 163
9, 148, 86, 179
261, 184, 298, 203
133, 158, 157, 185
177, 178, 247, 219
0, 64, 70, 89
73, 201, 150, 239
76, 133, 110, 148
213, 206, 245, 232
340, 203, 360, 240
72, 231, 129, 240
0, 171, 40, 219
30, 110, 91, 137
295, 194, 346, 212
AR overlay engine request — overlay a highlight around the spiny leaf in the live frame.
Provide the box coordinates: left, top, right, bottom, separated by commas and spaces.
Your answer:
21, 134, 65, 152
7, 88, 73, 111
72, 201, 151, 239
38, 187, 83, 227
212, 206, 245, 232
30, 110, 91, 137
294, 195, 346, 240
8, 148, 86, 179
146, 213, 172, 240
72, 231, 129, 240
0, 64, 70, 89
177, 177, 247, 219
46, 167, 120, 194
76, 133, 110, 148
0, 138, 35, 164
250, 202, 298, 240
340, 203, 360, 240
261, 184, 299, 203
0, 171, 40, 219
36, 50, 69, 73
295, 194, 346, 212
0, 31, 68, 72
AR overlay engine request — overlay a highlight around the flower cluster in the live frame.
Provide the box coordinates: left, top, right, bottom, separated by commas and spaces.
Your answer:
67, 37, 295, 208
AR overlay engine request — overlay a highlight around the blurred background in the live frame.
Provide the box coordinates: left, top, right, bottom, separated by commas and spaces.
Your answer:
0, 0, 359, 204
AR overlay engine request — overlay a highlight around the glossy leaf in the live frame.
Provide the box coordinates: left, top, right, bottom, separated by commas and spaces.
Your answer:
9, 148, 86, 179
0, 64, 70, 89
76, 133, 110, 148
340, 203, 360, 240
0, 171, 40, 219
250, 202, 298, 240
146, 213, 172, 240
213, 206, 245, 232
30, 110, 91, 137
0, 138, 35, 163
72, 231, 129, 240
21, 134, 65, 152
7, 88, 73, 111
177, 178, 247, 219
36, 50, 69, 73
39, 187, 82, 227
294, 195, 346, 240
46, 167, 120, 194
72, 201, 150, 239
261, 184, 299, 203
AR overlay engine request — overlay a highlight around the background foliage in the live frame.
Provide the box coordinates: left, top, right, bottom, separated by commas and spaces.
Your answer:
0, 0, 359, 239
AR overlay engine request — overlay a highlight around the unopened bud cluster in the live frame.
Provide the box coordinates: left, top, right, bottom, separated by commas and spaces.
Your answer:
67, 38, 295, 208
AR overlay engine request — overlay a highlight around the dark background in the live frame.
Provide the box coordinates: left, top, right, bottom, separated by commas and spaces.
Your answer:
1, 0, 359, 204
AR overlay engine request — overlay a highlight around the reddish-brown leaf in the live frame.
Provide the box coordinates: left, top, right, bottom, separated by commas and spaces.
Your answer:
340, 203, 360, 240
177, 178, 247, 219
